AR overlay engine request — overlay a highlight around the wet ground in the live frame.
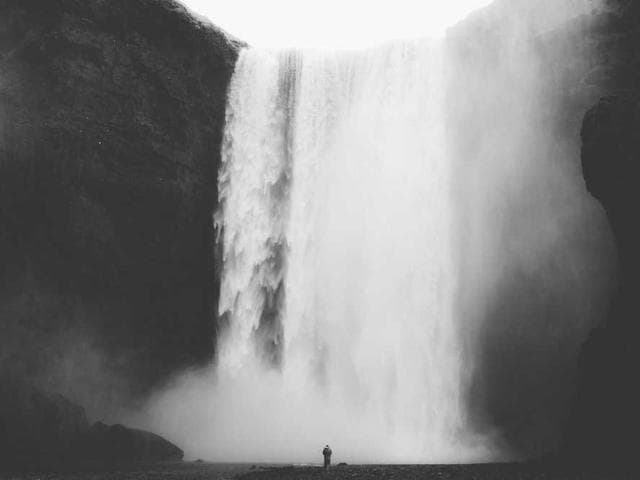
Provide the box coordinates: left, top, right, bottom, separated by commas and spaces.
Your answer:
1, 462, 636, 480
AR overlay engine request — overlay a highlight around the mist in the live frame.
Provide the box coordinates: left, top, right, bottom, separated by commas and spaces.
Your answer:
446, 0, 615, 457
131, 0, 616, 463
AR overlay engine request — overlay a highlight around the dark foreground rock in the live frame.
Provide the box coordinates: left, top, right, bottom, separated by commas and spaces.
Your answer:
85, 422, 183, 464
0, 378, 183, 469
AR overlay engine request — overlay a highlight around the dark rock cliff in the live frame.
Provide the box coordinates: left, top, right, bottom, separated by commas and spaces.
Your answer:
0, 0, 241, 411
565, 0, 640, 466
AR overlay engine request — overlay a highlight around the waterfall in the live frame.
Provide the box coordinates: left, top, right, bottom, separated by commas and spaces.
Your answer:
214, 41, 489, 463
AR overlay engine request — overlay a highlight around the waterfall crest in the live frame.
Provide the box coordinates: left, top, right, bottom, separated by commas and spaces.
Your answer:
215, 41, 490, 463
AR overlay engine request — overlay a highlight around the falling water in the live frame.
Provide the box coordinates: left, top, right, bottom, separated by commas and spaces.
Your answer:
214, 41, 489, 463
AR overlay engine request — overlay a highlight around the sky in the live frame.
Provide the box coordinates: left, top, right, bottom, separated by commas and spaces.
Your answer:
179, 0, 495, 49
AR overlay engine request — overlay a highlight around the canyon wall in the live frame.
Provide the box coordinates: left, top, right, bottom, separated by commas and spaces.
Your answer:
1, 0, 637, 467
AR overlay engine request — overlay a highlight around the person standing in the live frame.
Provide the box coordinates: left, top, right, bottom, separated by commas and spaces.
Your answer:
322, 444, 332, 468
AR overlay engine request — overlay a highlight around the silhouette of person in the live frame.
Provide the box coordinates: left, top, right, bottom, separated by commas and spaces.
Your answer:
322, 444, 332, 468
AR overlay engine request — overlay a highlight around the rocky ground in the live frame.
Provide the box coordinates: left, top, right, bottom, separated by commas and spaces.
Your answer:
237, 464, 636, 480
0, 462, 251, 480
1, 463, 636, 480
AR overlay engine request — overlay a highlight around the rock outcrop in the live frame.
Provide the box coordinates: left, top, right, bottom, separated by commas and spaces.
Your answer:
0, 376, 183, 468
86, 422, 184, 463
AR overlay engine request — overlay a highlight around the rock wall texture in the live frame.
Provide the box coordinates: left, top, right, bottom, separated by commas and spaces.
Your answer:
0, 0, 241, 411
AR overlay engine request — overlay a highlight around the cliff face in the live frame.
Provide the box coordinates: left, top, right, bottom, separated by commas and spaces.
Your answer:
566, 1, 640, 465
0, 0, 241, 408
